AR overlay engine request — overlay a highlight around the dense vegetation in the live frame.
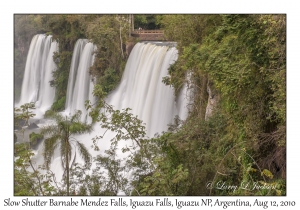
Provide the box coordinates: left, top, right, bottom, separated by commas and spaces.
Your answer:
157, 14, 286, 195
14, 14, 286, 196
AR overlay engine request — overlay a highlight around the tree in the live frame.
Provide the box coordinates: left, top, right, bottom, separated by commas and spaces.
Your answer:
14, 103, 55, 196
85, 15, 130, 94
41, 110, 93, 195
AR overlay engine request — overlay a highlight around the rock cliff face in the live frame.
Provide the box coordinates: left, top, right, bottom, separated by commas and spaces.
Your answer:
205, 80, 219, 120
126, 41, 135, 57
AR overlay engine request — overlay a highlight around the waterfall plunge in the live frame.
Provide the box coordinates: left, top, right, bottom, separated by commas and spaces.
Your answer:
64, 40, 96, 122
64, 41, 188, 132
66, 42, 190, 164
106, 42, 188, 137
28, 41, 190, 193
64, 42, 189, 156
72, 42, 190, 195
17, 34, 58, 117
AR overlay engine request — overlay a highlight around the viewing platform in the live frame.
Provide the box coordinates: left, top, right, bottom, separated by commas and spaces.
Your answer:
131, 29, 166, 41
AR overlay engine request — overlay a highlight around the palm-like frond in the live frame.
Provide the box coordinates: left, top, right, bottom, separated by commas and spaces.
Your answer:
43, 135, 60, 169
70, 149, 77, 169
44, 110, 64, 122
71, 110, 82, 122
41, 124, 60, 136
69, 122, 93, 134
75, 141, 92, 168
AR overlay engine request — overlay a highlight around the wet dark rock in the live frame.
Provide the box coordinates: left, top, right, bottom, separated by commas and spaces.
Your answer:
28, 123, 39, 129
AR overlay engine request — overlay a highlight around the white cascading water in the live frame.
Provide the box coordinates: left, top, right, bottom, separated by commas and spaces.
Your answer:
65, 39, 88, 111
106, 42, 188, 137
38, 41, 59, 112
64, 40, 96, 122
43, 42, 190, 184
17, 34, 58, 117
22, 40, 189, 193
81, 42, 189, 195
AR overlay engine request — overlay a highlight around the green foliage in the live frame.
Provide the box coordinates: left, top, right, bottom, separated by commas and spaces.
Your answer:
29, 132, 43, 145
42, 15, 86, 50
50, 96, 66, 112
14, 102, 36, 126
134, 15, 147, 27
86, 15, 129, 95
161, 15, 221, 51
69, 153, 127, 196
98, 67, 122, 94
162, 61, 187, 96
195, 15, 286, 167
134, 15, 161, 29
14, 103, 59, 196
157, 14, 286, 195
50, 50, 72, 103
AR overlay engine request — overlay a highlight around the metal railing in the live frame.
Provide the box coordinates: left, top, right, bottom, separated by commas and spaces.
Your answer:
132, 29, 164, 34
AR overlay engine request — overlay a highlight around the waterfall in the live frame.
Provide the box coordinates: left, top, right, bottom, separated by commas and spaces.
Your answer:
106, 42, 188, 136
67, 42, 190, 165
64, 40, 96, 122
66, 42, 189, 154
81, 42, 189, 194
25, 40, 190, 194
17, 34, 58, 116
65, 39, 88, 110
38, 41, 59, 112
